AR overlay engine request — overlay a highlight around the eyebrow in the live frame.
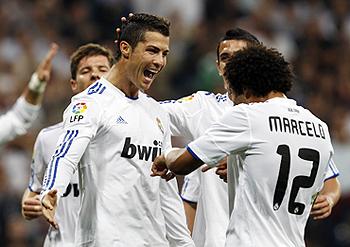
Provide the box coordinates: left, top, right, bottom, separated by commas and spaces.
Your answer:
148, 45, 169, 53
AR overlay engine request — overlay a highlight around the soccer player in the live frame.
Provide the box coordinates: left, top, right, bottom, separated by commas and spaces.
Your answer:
41, 13, 194, 247
0, 43, 58, 145
161, 28, 340, 246
21, 43, 114, 246
152, 44, 337, 246
160, 28, 260, 246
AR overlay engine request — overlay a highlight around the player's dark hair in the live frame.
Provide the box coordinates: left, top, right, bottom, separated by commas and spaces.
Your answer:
216, 28, 261, 61
70, 43, 115, 80
224, 44, 293, 97
115, 13, 170, 60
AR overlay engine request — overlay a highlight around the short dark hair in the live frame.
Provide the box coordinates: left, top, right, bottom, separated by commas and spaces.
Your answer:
224, 44, 293, 97
216, 28, 260, 61
70, 43, 115, 79
115, 13, 170, 60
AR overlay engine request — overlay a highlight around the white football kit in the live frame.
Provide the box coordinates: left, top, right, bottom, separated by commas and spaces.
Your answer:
161, 91, 232, 247
162, 91, 339, 246
41, 78, 194, 247
188, 97, 334, 247
29, 122, 79, 247
0, 97, 40, 145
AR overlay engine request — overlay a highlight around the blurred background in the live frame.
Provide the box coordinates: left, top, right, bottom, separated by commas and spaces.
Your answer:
0, 0, 350, 246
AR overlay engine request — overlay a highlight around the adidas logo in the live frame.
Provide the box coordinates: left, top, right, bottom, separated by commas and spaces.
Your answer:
116, 116, 128, 124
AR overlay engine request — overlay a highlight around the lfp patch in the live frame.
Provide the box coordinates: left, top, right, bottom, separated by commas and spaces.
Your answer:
177, 94, 194, 103
72, 102, 87, 115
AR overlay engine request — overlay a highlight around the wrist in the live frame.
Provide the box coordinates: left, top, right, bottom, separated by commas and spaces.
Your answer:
28, 73, 47, 94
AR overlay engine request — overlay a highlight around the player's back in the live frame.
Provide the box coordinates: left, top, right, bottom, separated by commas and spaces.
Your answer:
226, 97, 333, 247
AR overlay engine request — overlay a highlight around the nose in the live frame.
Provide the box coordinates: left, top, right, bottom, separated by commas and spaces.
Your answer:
90, 71, 101, 82
153, 53, 166, 69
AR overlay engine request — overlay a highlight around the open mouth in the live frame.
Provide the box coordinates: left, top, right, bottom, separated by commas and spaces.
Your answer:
144, 69, 157, 80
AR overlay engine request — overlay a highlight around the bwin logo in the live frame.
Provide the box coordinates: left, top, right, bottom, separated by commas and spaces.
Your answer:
121, 137, 162, 161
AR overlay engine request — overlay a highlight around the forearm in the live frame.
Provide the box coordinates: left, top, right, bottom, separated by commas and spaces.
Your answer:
165, 148, 203, 175
0, 96, 40, 145
183, 200, 197, 234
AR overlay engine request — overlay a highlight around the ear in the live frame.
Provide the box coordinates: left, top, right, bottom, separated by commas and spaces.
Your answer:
216, 59, 222, 76
70, 78, 78, 93
120, 41, 131, 59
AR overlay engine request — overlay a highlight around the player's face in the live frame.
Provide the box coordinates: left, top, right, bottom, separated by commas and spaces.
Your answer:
70, 55, 111, 93
217, 39, 248, 76
217, 39, 248, 102
127, 31, 169, 91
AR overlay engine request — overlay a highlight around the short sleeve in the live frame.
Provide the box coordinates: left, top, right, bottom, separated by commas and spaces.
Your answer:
160, 92, 204, 139
324, 159, 339, 181
181, 169, 200, 203
188, 105, 251, 167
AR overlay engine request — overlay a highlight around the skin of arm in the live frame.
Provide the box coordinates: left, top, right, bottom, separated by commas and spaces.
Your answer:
183, 201, 197, 234
310, 177, 341, 220
21, 188, 43, 220
151, 148, 203, 178
24, 43, 58, 105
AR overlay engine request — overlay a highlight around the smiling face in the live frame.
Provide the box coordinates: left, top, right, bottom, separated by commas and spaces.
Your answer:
70, 55, 111, 93
125, 31, 170, 92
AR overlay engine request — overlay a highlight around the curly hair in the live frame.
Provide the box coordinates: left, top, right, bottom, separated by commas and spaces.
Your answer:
115, 13, 170, 60
224, 44, 294, 97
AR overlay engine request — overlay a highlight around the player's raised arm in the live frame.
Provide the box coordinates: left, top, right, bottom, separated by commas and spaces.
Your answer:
0, 43, 58, 145
25, 43, 58, 105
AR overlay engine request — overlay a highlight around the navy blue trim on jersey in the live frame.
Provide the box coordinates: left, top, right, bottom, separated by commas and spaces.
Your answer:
43, 130, 79, 190
88, 82, 106, 95
186, 146, 202, 161
28, 168, 35, 191
329, 163, 338, 176
181, 196, 198, 204
324, 173, 339, 181
126, 95, 138, 100
28, 185, 35, 192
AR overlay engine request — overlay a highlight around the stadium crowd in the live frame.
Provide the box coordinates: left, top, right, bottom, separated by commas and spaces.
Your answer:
0, 0, 349, 246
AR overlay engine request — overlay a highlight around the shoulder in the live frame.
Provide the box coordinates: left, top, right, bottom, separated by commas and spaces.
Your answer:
141, 93, 169, 118
39, 122, 63, 138
35, 122, 63, 148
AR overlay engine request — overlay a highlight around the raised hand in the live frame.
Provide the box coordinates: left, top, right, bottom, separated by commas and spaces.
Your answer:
36, 43, 59, 82
114, 13, 134, 45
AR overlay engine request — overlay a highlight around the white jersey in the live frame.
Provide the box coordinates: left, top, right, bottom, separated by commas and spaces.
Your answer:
188, 97, 334, 247
29, 122, 79, 247
0, 96, 40, 145
42, 78, 194, 247
161, 91, 232, 247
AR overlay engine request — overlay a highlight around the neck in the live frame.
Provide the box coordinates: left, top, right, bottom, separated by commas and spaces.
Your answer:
247, 91, 286, 103
105, 62, 139, 98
